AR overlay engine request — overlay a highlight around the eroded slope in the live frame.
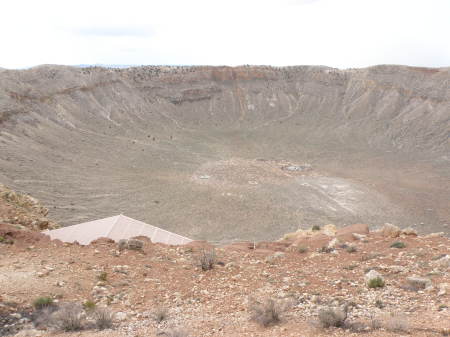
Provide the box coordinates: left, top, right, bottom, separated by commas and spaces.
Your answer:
0, 65, 449, 241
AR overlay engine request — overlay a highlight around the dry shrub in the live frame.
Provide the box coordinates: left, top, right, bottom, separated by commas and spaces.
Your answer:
369, 315, 383, 330
197, 249, 216, 271
32, 306, 58, 329
382, 312, 410, 332
249, 298, 287, 327
93, 307, 114, 330
317, 306, 347, 328
371, 312, 410, 332
97, 271, 108, 281
390, 241, 406, 249
154, 306, 169, 323
297, 246, 308, 254
50, 303, 85, 331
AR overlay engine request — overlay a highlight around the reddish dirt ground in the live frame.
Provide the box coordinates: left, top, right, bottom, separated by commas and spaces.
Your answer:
1, 222, 449, 337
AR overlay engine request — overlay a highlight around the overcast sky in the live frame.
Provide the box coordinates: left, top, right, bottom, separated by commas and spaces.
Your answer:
1, 0, 449, 69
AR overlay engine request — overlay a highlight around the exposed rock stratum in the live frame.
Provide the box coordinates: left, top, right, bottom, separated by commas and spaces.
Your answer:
0, 65, 449, 242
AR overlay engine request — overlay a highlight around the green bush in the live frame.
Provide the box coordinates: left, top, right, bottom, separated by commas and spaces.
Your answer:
82, 300, 96, 311
368, 277, 385, 288
312, 225, 321, 231
33, 296, 54, 309
390, 241, 406, 249
0, 236, 13, 244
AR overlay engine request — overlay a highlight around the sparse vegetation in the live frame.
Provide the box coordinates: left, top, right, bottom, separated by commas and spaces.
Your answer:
319, 246, 334, 253
297, 245, 308, 254
346, 245, 357, 253
249, 298, 286, 327
33, 296, 54, 309
154, 306, 169, 323
197, 249, 216, 271
50, 303, 84, 332
390, 241, 406, 249
317, 305, 347, 328
93, 307, 114, 330
367, 277, 385, 288
343, 264, 358, 270
97, 271, 108, 281
380, 312, 410, 333
361, 252, 384, 261
83, 300, 96, 311
312, 225, 321, 231
438, 304, 448, 311
375, 299, 385, 309
0, 236, 13, 244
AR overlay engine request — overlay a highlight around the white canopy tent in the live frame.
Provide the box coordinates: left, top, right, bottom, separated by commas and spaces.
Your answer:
43, 214, 192, 245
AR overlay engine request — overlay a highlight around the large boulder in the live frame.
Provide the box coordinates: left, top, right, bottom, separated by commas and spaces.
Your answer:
380, 223, 401, 238
291, 233, 331, 251
406, 277, 432, 290
336, 224, 369, 241
118, 238, 144, 251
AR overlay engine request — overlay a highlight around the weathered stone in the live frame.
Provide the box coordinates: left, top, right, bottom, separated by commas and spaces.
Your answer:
401, 227, 418, 236
438, 283, 450, 296
115, 311, 127, 321
406, 277, 432, 290
118, 239, 144, 251
336, 224, 369, 241
327, 238, 340, 249
433, 255, 450, 269
380, 223, 401, 238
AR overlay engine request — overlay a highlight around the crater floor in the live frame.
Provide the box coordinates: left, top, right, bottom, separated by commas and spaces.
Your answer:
0, 65, 448, 242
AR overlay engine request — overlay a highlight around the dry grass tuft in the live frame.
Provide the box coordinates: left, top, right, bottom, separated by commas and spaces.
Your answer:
197, 249, 216, 271
317, 305, 347, 328
249, 298, 287, 327
93, 307, 114, 330
50, 303, 85, 332
382, 312, 410, 332
154, 306, 169, 323
371, 312, 410, 333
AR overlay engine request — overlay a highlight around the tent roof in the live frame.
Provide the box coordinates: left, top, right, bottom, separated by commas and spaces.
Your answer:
43, 214, 192, 246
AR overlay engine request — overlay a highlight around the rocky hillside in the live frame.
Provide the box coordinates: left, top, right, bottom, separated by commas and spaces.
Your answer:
0, 222, 449, 336
0, 184, 58, 231
0, 65, 449, 241
1, 65, 448, 154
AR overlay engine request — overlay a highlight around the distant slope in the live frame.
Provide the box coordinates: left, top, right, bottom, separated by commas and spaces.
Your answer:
0, 65, 448, 241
